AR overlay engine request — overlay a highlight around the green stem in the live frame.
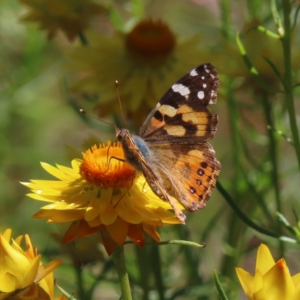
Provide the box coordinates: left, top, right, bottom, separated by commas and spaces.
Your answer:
219, 0, 231, 40
113, 245, 132, 300
261, 92, 284, 256
75, 266, 86, 300
150, 246, 165, 300
135, 245, 150, 300
227, 79, 243, 190
281, 0, 300, 170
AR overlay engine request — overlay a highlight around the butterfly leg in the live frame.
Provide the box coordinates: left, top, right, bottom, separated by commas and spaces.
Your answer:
165, 195, 186, 224
113, 171, 136, 208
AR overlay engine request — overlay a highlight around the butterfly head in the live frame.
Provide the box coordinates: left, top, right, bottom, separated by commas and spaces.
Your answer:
115, 126, 151, 173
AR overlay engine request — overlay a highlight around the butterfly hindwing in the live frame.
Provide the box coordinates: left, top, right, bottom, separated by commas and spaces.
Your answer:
146, 143, 221, 211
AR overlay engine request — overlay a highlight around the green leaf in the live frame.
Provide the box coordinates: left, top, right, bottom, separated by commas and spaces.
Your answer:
131, 0, 144, 18
110, 7, 125, 31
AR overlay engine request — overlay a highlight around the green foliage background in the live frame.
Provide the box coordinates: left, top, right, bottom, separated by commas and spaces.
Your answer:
1, 0, 300, 299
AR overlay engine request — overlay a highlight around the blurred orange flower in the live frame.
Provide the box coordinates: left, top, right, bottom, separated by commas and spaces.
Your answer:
67, 19, 214, 123
22, 142, 180, 255
0, 228, 63, 300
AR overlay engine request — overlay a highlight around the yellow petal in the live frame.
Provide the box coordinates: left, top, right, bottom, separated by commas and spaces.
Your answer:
101, 202, 118, 225
0, 272, 18, 293
252, 269, 266, 299
115, 197, 143, 224
20, 255, 41, 289
2, 228, 12, 241
256, 244, 275, 275
0, 235, 30, 273
33, 209, 85, 222
235, 267, 254, 297
292, 275, 300, 300
106, 218, 129, 245
36, 260, 62, 282
292, 272, 300, 287
262, 258, 295, 299
143, 223, 161, 242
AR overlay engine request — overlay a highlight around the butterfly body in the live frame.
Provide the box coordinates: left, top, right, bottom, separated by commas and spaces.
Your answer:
116, 63, 221, 224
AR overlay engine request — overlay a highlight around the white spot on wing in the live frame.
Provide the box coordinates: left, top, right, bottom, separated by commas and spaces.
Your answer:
190, 69, 198, 76
172, 83, 190, 96
201, 76, 205, 80
197, 91, 205, 99
203, 83, 207, 88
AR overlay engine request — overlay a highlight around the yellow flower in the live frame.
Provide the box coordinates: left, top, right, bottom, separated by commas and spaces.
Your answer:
19, 0, 108, 41
22, 142, 180, 255
67, 19, 214, 124
236, 244, 300, 300
0, 228, 62, 300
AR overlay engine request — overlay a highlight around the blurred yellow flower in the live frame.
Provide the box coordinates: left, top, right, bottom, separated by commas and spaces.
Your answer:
214, 19, 300, 93
67, 19, 213, 124
22, 142, 180, 255
0, 228, 62, 300
236, 244, 300, 300
19, 0, 108, 41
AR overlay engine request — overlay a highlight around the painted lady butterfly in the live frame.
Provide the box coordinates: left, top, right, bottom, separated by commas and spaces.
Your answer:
116, 63, 221, 224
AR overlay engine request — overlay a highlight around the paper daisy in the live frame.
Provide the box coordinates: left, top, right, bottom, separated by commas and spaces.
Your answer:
22, 142, 181, 255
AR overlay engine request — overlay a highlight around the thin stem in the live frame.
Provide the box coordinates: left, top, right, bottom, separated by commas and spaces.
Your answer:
281, 0, 300, 170
135, 245, 150, 300
227, 80, 243, 190
219, 0, 231, 40
150, 246, 165, 300
217, 181, 279, 238
113, 245, 132, 300
75, 266, 87, 300
261, 92, 284, 256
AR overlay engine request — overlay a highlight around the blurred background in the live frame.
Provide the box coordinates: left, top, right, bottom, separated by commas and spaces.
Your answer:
1, 0, 300, 299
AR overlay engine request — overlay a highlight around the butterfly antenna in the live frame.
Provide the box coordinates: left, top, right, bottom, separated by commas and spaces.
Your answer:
79, 109, 114, 128
115, 80, 126, 126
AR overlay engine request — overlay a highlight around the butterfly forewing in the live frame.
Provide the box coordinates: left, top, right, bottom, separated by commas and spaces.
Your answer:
138, 63, 219, 143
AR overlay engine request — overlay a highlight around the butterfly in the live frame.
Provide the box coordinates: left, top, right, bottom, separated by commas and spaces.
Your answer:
116, 63, 221, 224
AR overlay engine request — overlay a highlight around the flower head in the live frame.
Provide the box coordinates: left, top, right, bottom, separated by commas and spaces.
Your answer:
67, 19, 214, 124
0, 228, 62, 300
236, 244, 300, 300
22, 142, 181, 255
19, 0, 107, 41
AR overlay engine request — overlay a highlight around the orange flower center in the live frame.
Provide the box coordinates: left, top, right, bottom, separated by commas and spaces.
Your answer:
80, 143, 137, 188
125, 19, 176, 65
